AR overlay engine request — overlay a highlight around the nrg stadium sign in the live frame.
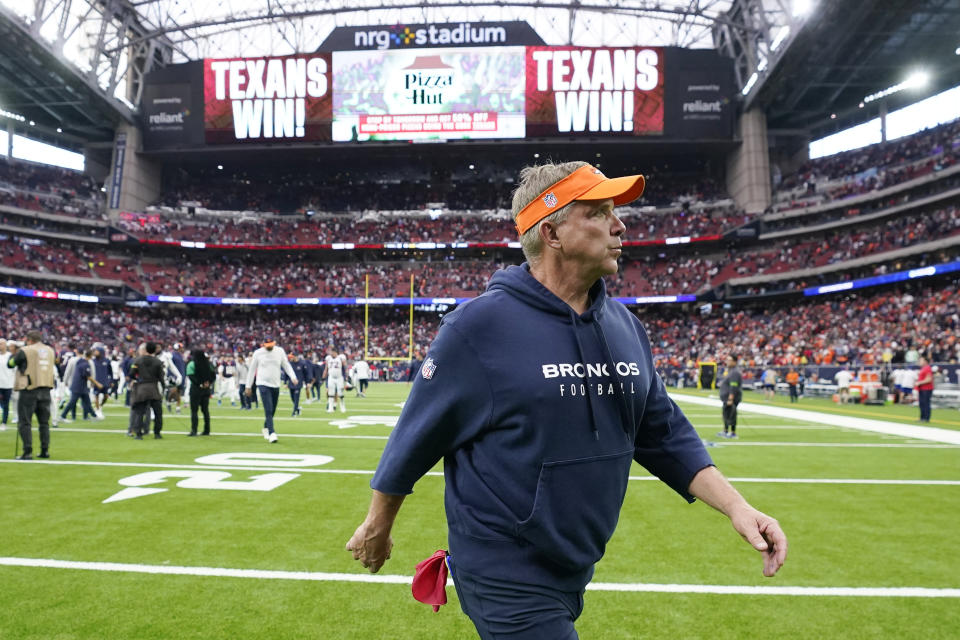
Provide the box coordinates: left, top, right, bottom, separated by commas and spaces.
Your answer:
318, 21, 545, 51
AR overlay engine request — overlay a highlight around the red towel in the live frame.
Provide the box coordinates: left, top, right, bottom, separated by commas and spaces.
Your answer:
412, 550, 449, 612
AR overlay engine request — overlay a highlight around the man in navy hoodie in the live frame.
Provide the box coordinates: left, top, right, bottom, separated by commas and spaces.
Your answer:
347, 162, 787, 639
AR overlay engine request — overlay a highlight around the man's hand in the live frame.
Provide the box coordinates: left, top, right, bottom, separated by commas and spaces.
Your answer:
345, 521, 393, 573
728, 504, 788, 577
346, 490, 406, 574
688, 466, 788, 577
244, 388, 252, 397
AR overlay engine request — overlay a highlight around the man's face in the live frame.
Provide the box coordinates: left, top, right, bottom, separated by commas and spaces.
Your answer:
554, 198, 625, 280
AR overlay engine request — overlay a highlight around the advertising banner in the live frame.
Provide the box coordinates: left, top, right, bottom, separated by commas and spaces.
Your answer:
203, 54, 332, 144
140, 61, 205, 150
525, 46, 665, 137
332, 47, 526, 141
319, 21, 544, 51
663, 48, 735, 139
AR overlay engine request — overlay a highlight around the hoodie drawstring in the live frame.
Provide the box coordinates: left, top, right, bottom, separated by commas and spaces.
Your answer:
593, 321, 635, 437
569, 310, 601, 441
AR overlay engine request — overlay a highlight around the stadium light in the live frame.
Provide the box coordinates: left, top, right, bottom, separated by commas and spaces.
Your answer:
770, 26, 791, 52
863, 70, 930, 104
0, 107, 25, 122
217, 164, 223, 170
955, 46, 960, 55
792, 0, 814, 18
904, 70, 929, 89
741, 72, 759, 96
56, 127, 62, 133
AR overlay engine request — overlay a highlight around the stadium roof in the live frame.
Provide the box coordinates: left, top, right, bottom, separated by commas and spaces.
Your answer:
1, 0, 959, 148
121, 1, 745, 61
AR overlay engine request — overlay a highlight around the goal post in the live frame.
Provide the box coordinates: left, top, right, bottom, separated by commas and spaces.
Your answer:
363, 273, 415, 362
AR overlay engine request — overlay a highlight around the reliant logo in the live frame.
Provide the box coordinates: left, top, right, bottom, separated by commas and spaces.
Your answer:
682, 100, 722, 113
353, 23, 507, 50
148, 111, 187, 124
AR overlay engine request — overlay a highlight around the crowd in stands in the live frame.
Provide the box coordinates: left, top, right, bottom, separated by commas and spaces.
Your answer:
726, 248, 960, 298
7, 198, 957, 299
639, 278, 960, 369
0, 157, 104, 221
0, 301, 439, 366
4, 277, 957, 390
780, 118, 960, 189
157, 155, 728, 215
763, 172, 960, 235
773, 119, 960, 215
117, 203, 750, 246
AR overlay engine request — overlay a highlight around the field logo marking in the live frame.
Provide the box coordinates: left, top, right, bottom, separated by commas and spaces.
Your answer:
193, 453, 334, 467
103, 452, 333, 504
330, 415, 399, 430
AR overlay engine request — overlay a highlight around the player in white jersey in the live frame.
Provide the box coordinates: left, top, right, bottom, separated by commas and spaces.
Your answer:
324, 349, 348, 412
350, 356, 371, 397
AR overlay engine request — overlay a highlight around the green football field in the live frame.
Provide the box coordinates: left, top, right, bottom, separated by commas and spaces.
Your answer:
1, 384, 958, 639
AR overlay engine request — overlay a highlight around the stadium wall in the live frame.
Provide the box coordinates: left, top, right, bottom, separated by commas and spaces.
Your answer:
107, 124, 161, 214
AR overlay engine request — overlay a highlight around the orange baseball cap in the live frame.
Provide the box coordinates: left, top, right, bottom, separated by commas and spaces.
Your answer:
514, 164, 645, 235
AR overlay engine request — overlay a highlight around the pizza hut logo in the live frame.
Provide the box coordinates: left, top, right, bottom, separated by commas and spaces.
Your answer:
543, 192, 558, 208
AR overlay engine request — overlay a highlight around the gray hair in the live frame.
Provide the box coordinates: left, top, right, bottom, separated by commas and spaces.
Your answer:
511, 161, 589, 263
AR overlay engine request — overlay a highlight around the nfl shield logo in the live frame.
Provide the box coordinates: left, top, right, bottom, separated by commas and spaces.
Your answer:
421, 357, 437, 380
543, 192, 558, 208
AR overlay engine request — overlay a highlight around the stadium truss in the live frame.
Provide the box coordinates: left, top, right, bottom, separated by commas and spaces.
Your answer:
2, 0, 960, 146
0, 1, 791, 109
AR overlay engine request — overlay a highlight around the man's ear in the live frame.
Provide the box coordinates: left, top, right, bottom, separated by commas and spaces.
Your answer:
539, 219, 562, 251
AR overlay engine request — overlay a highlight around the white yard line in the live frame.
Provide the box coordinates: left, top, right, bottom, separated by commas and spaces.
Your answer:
1, 459, 957, 485
671, 394, 960, 445
51, 427, 389, 440
0, 557, 957, 598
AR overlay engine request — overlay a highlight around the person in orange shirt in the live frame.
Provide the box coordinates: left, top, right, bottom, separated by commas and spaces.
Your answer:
785, 369, 800, 403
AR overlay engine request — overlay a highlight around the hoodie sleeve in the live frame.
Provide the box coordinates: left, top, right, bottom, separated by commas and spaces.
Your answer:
371, 322, 493, 496
633, 328, 714, 503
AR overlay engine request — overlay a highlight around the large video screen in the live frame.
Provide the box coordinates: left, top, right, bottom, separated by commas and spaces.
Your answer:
203, 54, 332, 144
525, 46, 664, 137
331, 47, 526, 141
173, 45, 731, 151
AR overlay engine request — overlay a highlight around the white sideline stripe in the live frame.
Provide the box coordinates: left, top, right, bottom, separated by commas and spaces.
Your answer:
698, 424, 837, 430
100, 412, 399, 420
51, 427, 389, 440
52, 428, 953, 447
0, 557, 957, 598
670, 394, 960, 445
1, 459, 957, 485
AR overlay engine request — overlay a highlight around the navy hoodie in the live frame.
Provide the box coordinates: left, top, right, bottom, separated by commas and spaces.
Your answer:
371, 264, 713, 590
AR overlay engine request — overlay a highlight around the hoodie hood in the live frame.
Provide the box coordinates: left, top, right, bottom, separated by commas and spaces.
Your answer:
487, 263, 607, 320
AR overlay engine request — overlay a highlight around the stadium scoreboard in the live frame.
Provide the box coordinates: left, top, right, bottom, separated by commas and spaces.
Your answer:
141, 21, 734, 150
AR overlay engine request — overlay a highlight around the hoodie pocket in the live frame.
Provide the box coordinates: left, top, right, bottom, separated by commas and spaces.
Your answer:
516, 449, 634, 571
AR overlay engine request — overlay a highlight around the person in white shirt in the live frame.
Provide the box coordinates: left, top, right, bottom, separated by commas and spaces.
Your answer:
900, 367, 917, 403
834, 368, 853, 404
236, 354, 251, 411
217, 357, 238, 406
0, 339, 15, 429
245, 339, 298, 443
351, 356, 371, 398
155, 343, 183, 412
323, 348, 348, 412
